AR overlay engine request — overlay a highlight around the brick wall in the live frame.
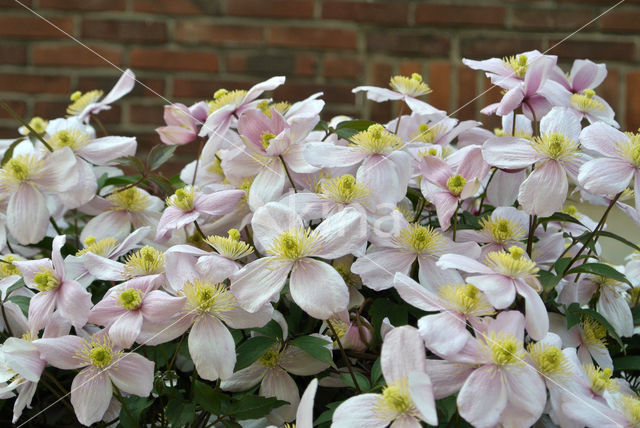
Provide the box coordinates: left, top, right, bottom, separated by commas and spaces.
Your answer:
1, 0, 640, 165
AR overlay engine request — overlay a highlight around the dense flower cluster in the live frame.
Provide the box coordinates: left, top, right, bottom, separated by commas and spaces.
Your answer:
0, 52, 639, 427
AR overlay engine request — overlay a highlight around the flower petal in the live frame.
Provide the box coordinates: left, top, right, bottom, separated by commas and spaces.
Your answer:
109, 352, 154, 397
313, 208, 367, 259
457, 366, 507, 428
189, 315, 235, 381
290, 259, 348, 319
71, 369, 113, 426
231, 257, 291, 313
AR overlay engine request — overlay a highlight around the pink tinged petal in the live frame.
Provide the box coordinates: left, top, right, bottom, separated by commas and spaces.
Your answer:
140, 291, 186, 324
313, 208, 367, 259
88, 296, 125, 327
358, 155, 404, 204
457, 145, 490, 181
404, 96, 443, 115
81, 210, 131, 242
245, 76, 286, 103
409, 371, 438, 426
280, 192, 335, 221
80, 136, 137, 165
196, 254, 240, 283
496, 86, 525, 116
199, 105, 235, 137
35, 335, 86, 369
249, 161, 286, 211
260, 368, 299, 423
3, 338, 44, 382
27, 291, 57, 333
352, 85, 403, 102
562, 395, 625, 428
502, 366, 546, 427
332, 393, 391, 428
83, 253, 126, 281
540, 107, 582, 139
431, 191, 458, 230
195, 189, 244, 216
137, 315, 193, 346
108, 311, 143, 348
418, 312, 470, 358
518, 159, 568, 217
265, 129, 293, 157
280, 143, 318, 174
467, 274, 516, 309
289, 259, 348, 320
417, 258, 466, 294
251, 202, 304, 253
425, 359, 474, 399
71, 369, 113, 426
596, 288, 634, 337
280, 335, 332, 375
579, 122, 626, 158
487, 169, 526, 207
51, 234, 66, 278
578, 158, 634, 196
56, 279, 92, 330
381, 326, 427, 383
100, 69, 135, 106
222, 303, 273, 329
220, 362, 267, 391
436, 254, 494, 275
155, 206, 199, 241
570, 59, 607, 91
635, 172, 640, 215
296, 378, 317, 428
57, 160, 96, 209
420, 156, 453, 188
7, 183, 49, 245
34, 147, 78, 193
482, 137, 541, 169
237, 108, 276, 144
393, 273, 443, 312
231, 257, 292, 313
189, 315, 235, 381
12, 381, 37, 423
515, 281, 549, 340
351, 249, 415, 291
157, 126, 195, 146
109, 352, 154, 397
14, 259, 53, 289
303, 142, 365, 168
457, 366, 507, 428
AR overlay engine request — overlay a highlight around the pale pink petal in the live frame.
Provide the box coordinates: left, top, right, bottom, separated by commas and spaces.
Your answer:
436, 254, 494, 275
596, 288, 634, 337
314, 208, 367, 259
260, 368, 299, 423
496, 86, 525, 116
393, 273, 443, 312
137, 315, 193, 346
231, 257, 292, 313
502, 366, 546, 427
80, 136, 137, 165
280, 143, 318, 174
418, 312, 469, 358
487, 170, 526, 206
296, 378, 317, 428
7, 183, 49, 245
51, 235, 66, 277
56, 279, 92, 329
570, 59, 607, 91
467, 274, 516, 309
431, 190, 458, 230
515, 281, 549, 341
351, 249, 415, 291
420, 155, 453, 188
279, 336, 332, 375
27, 291, 57, 333
109, 352, 154, 397
404, 96, 443, 115
332, 393, 391, 428
35, 335, 85, 369
289, 259, 348, 319
540, 106, 581, 139
81, 210, 131, 242
457, 366, 507, 428
352, 86, 403, 102
578, 158, 634, 196
14, 259, 53, 289
195, 189, 244, 216
71, 369, 113, 426
189, 315, 235, 381
222, 303, 273, 329
140, 291, 186, 324
220, 362, 267, 391
3, 338, 44, 382
251, 202, 304, 253
36, 147, 78, 192
303, 142, 365, 168
279, 192, 335, 221
425, 359, 474, 399
579, 121, 625, 158
155, 206, 199, 241
381, 326, 426, 383
100, 69, 135, 106
196, 254, 240, 283
357, 155, 404, 204
482, 137, 541, 169
157, 126, 195, 146
83, 253, 126, 281
88, 295, 125, 327
409, 371, 438, 426
108, 311, 143, 348
248, 161, 286, 211
245, 76, 286, 103
518, 159, 568, 217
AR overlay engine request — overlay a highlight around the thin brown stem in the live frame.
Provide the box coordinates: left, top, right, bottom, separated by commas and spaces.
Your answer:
279, 155, 297, 193
327, 319, 362, 394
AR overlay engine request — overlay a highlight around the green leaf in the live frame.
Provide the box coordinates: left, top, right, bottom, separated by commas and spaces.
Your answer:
222, 421, 242, 428
613, 356, 640, 372
313, 120, 330, 132
147, 173, 175, 196
7, 295, 30, 316
103, 175, 141, 187
339, 372, 371, 391
252, 320, 283, 340
369, 298, 409, 339
119, 396, 153, 428
1, 137, 25, 166
437, 395, 458, 423
554, 257, 572, 276
235, 336, 276, 371
538, 212, 586, 228
193, 381, 230, 415
597, 230, 640, 252
147, 144, 177, 171
565, 303, 623, 347
336, 120, 375, 131
538, 270, 560, 292
566, 263, 631, 285
166, 399, 195, 426
170, 174, 186, 189
2, 278, 25, 300
290, 335, 335, 368
228, 395, 288, 420
313, 401, 341, 426
96, 172, 109, 190
115, 155, 146, 172
371, 358, 382, 385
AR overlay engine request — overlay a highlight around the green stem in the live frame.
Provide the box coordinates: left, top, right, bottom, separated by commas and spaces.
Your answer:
192, 137, 205, 186
327, 319, 361, 394
193, 220, 206, 240
279, 155, 297, 193
394, 102, 406, 134
167, 333, 186, 374
93, 117, 109, 137
101, 175, 147, 198
0, 100, 54, 152
526, 215, 537, 256
113, 384, 137, 427
478, 168, 498, 213
49, 216, 63, 235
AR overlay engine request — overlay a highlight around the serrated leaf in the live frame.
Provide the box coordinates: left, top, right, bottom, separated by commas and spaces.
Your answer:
538, 270, 560, 292
194, 381, 230, 415
1, 137, 25, 166
7, 295, 30, 316
290, 335, 335, 368
565, 303, 623, 347
147, 144, 177, 171
166, 399, 195, 426
566, 263, 631, 285
228, 395, 288, 420
235, 336, 276, 371
119, 396, 153, 428
613, 356, 640, 372
115, 155, 146, 172
339, 372, 370, 391
253, 320, 283, 340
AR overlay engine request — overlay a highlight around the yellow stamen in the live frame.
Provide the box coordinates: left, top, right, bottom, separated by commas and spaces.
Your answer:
0, 255, 22, 278
485, 246, 539, 278
260, 132, 276, 150
349, 124, 404, 155
482, 331, 526, 366
166, 186, 196, 212
208, 89, 247, 113
570, 89, 606, 113
123, 246, 164, 278
527, 342, 571, 378
67, 90, 104, 116
0, 155, 43, 184
446, 174, 467, 196
267, 227, 320, 261
583, 364, 618, 395
320, 174, 370, 203
531, 132, 579, 161
375, 377, 418, 419
503, 55, 529, 78
205, 229, 254, 260
76, 236, 118, 257
33, 270, 60, 292
116, 288, 144, 310
394, 223, 445, 255
620, 394, 640, 426
107, 187, 150, 212
438, 283, 494, 316
617, 132, 640, 168
389, 73, 432, 97
479, 217, 526, 244
182, 279, 237, 315
258, 347, 281, 369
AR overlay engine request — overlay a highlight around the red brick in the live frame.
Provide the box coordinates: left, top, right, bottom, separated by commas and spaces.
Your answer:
174, 79, 248, 98
33, 44, 122, 67
0, 0, 33, 8
0, 74, 70, 94
399, 61, 422, 77
0, 15, 74, 39
428, 61, 451, 111
323, 1, 408, 25
0, 44, 27, 65
226, 53, 248, 73
627, 71, 640, 131
227, 0, 314, 19
40, 0, 126, 11
366, 31, 449, 57
77, 76, 165, 98
294, 55, 316, 77
129, 104, 164, 125
132, 0, 203, 14
601, 11, 640, 33
460, 37, 543, 59
415, 5, 505, 27
482, 77, 503, 113
0, 100, 26, 120
598, 68, 619, 114
456, 67, 477, 121
369, 61, 393, 122
82, 20, 167, 43
512, 8, 597, 31
0, 126, 21, 139
130, 48, 218, 72
323, 56, 363, 79
269, 27, 358, 50
175, 22, 263, 46
549, 40, 635, 62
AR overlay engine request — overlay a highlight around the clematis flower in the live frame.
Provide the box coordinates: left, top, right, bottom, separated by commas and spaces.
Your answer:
352, 73, 443, 115
463, 50, 551, 89
231, 202, 367, 319
0, 147, 77, 244
14, 235, 93, 332
438, 245, 548, 340
35, 332, 154, 426
155, 186, 245, 241
322, 310, 373, 352
68, 69, 135, 122
549, 312, 613, 369
483, 107, 586, 216
221, 334, 331, 424
82, 244, 166, 282
456, 206, 528, 258
332, 325, 437, 427
156, 103, 200, 146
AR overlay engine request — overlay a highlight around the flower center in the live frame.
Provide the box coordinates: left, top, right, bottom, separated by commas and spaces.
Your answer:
0, 255, 22, 278
76, 236, 118, 257
617, 132, 640, 168
584, 364, 618, 395
527, 343, 570, 378
382, 384, 413, 414
107, 187, 150, 212
33, 270, 60, 292
260, 132, 276, 150
67, 89, 103, 116
350, 124, 404, 155
167, 186, 196, 212
117, 288, 144, 310
389, 73, 432, 97
532, 132, 579, 161
89, 345, 114, 368
123, 246, 165, 278
479, 217, 526, 244
446, 174, 467, 196
395, 223, 445, 255
438, 283, 494, 316
183, 279, 236, 315
320, 174, 370, 203
485, 246, 539, 279
24, 117, 48, 135
412, 123, 440, 144
503, 54, 528, 78
570, 89, 605, 113
621, 395, 640, 426
205, 229, 254, 260
581, 317, 607, 350
258, 348, 280, 368
49, 129, 90, 152
208, 89, 248, 113
267, 228, 319, 261
1, 155, 42, 183
484, 332, 525, 366
257, 100, 291, 118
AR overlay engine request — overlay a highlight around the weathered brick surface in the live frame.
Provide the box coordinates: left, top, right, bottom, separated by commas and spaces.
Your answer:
1, 0, 640, 137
